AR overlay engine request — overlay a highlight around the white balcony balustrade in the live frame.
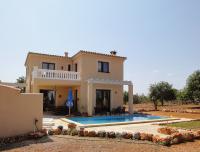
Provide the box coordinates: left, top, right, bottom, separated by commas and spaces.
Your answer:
32, 68, 80, 81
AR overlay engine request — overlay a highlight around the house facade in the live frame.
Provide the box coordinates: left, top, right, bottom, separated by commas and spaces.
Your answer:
25, 50, 133, 116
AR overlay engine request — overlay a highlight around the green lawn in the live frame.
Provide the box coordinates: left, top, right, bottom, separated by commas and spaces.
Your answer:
163, 120, 200, 130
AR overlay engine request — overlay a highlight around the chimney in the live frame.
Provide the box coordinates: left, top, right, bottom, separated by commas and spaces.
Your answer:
64, 52, 68, 57
110, 50, 117, 56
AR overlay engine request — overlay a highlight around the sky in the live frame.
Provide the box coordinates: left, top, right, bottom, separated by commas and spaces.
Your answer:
0, 0, 200, 95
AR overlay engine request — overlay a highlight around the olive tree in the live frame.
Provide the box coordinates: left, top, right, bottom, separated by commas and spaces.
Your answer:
185, 70, 200, 103
16, 76, 25, 83
149, 81, 176, 109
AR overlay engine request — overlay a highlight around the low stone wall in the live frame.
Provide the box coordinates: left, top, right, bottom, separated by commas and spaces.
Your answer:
47, 123, 200, 146
0, 85, 43, 137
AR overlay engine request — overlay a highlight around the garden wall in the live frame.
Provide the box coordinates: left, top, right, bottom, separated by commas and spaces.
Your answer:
0, 84, 43, 137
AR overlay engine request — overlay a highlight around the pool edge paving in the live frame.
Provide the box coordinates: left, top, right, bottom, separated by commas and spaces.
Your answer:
61, 117, 180, 128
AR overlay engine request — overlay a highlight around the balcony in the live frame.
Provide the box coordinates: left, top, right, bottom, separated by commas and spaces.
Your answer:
32, 68, 80, 81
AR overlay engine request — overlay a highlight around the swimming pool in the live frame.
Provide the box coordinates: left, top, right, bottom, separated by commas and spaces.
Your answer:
67, 114, 168, 125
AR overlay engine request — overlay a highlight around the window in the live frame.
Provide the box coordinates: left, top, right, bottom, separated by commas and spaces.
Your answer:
75, 63, 78, 72
96, 89, 111, 113
42, 62, 55, 70
98, 61, 109, 73
68, 64, 71, 71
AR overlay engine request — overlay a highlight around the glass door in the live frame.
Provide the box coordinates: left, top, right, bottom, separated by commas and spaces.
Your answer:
96, 89, 111, 114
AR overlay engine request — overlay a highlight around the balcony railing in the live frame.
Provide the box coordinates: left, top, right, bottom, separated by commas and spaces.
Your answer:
32, 68, 80, 81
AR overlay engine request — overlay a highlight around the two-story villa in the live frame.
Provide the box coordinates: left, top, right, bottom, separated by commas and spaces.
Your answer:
25, 50, 133, 116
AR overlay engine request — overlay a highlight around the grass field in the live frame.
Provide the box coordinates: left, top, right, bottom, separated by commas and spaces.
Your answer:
162, 120, 200, 130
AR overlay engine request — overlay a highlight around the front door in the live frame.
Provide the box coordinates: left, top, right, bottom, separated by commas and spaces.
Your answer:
96, 89, 111, 114
40, 89, 56, 111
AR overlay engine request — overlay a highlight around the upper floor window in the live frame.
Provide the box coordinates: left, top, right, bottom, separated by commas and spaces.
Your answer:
75, 63, 78, 72
42, 62, 55, 70
68, 64, 71, 71
98, 61, 109, 73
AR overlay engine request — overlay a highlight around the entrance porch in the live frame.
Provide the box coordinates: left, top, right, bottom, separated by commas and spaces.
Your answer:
33, 85, 80, 114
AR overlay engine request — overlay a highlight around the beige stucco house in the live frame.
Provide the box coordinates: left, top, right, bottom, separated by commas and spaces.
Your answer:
25, 50, 133, 116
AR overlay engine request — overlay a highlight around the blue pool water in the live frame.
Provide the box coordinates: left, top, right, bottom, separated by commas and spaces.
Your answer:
68, 114, 167, 124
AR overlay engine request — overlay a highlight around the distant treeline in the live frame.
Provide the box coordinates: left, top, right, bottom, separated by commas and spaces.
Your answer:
124, 70, 200, 109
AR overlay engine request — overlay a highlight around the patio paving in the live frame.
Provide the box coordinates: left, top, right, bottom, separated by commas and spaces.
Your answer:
84, 118, 191, 137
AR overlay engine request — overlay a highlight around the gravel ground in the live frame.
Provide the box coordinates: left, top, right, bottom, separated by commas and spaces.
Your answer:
1, 136, 200, 152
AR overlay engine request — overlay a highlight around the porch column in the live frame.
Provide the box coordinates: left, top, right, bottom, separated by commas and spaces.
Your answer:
87, 82, 93, 116
32, 85, 39, 93
128, 84, 133, 114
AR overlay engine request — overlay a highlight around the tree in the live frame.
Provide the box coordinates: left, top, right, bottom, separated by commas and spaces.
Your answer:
185, 70, 200, 102
149, 84, 159, 110
123, 91, 129, 104
16, 76, 25, 93
16, 76, 25, 83
176, 89, 188, 101
133, 94, 149, 104
133, 94, 140, 104
149, 81, 176, 109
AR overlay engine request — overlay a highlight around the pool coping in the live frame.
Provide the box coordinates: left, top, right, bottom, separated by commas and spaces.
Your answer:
60, 117, 180, 128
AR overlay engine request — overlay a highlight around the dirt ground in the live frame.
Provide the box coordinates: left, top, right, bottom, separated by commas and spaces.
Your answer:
133, 103, 200, 113
1, 136, 200, 152
145, 111, 200, 119
135, 103, 200, 119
